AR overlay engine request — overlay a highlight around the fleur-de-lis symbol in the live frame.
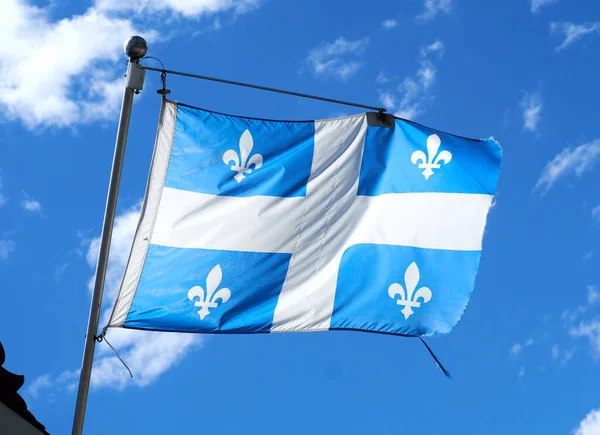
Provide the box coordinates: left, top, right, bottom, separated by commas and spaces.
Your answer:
410, 134, 452, 180
187, 265, 231, 320
223, 129, 263, 183
388, 262, 432, 320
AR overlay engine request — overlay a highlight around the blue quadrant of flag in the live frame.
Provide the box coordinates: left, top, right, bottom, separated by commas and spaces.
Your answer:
109, 100, 501, 338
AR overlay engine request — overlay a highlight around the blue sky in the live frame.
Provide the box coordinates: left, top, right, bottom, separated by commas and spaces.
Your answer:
1, 0, 600, 433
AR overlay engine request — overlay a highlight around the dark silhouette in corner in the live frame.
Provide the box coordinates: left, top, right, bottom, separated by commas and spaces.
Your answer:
0, 341, 50, 434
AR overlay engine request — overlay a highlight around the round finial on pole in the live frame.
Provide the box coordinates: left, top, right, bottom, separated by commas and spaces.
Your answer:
124, 36, 148, 60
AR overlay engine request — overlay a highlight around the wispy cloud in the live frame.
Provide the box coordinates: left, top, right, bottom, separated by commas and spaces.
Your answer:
583, 250, 595, 261
533, 139, 600, 195
511, 343, 523, 357
592, 204, 600, 223
381, 19, 397, 29
550, 22, 600, 51
564, 288, 599, 358
520, 92, 542, 132
588, 286, 600, 306
0, 0, 258, 129
54, 262, 70, 281
21, 192, 41, 212
420, 39, 445, 57
551, 344, 575, 366
518, 365, 525, 379
0, 240, 16, 260
390, 39, 444, 120
33, 205, 201, 397
94, 0, 259, 17
417, 0, 452, 21
510, 337, 534, 357
306, 37, 369, 80
27, 369, 80, 399
553, 287, 599, 366
574, 408, 600, 435
27, 373, 53, 399
562, 286, 599, 323
85, 205, 200, 390
378, 92, 396, 109
530, 0, 557, 13
0, 175, 6, 206
376, 72, 389, 84
570, 319, 600, 357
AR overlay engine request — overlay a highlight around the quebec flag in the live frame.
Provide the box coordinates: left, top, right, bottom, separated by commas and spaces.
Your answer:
108, 100, 502, 338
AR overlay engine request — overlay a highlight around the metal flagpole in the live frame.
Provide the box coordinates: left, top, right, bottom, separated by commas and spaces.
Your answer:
71, 36, 147, 435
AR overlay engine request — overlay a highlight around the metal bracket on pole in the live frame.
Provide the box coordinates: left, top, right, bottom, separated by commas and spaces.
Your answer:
126, 62, 146, 94
71, 35, 147, 435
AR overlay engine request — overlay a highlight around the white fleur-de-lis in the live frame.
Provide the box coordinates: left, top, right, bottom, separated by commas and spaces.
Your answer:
388, 262, 432, 320
410, 134, 452, 180
187, 265, 231, 320
223, 129, 263, 182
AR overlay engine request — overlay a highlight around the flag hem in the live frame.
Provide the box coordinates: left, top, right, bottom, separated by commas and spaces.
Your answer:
107, 99, 178, 327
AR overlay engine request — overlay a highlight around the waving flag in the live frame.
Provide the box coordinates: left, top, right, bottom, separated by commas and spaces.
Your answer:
108, 100, 501, 337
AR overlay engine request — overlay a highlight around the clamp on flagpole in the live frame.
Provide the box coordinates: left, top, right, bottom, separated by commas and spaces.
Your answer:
71, 36, 147, 435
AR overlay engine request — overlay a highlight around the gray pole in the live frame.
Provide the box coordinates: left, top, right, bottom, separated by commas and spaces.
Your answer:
72, 36, 147, 435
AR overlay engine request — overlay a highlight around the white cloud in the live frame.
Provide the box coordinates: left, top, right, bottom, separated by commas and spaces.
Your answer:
55, 262, 70, 281
570, 319, 600, 357
520, 92, 542, 132
376, 72, 389, 84
21, 192, 41, 212
55, 369, 80, 393
551, 344, 575, 365
21, 199, 41, 211
95, 0, 259, 17
381, 19, 397, 29
530, 0, 557, 13
393, 40, 444, 120
378, 91, 396, 109
85, 205, 200, 390
0, 0, 152, 128
420, 39, 445, 57
28, 205, 200, 394
418, 63, 436, 90
417, 0, 452, 21
0, 0, 257, 129
574, 408, 600, 435
306, 37, 368, 80
588, 286, 599, 306
27, 373, 53, 399
534, 139, 600, 195
563, 348, 575, 363
511, 343, 523, 357
551, 22, 600, 51
510, 337, 534, 357
0, 240, 16, 260
395, 77, 423, 120
592, 205, 600, 222
518, 365, 525, 378
0, 176, 6, 206
551, 344, 560, 360
91, 329, 197, 389
28, 369, 81, 399
562, 286, 599, 324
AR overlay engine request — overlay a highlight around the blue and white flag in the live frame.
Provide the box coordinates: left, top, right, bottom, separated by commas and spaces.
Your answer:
108, 100, 501, 338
